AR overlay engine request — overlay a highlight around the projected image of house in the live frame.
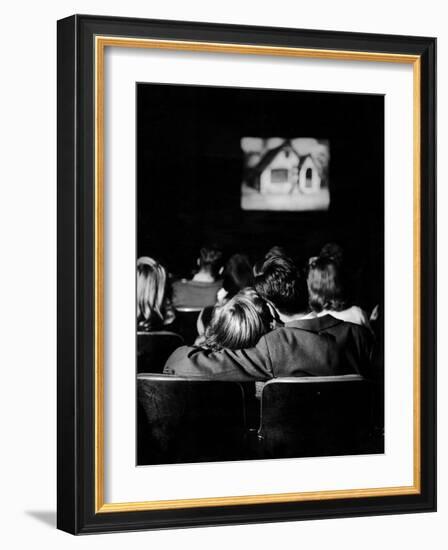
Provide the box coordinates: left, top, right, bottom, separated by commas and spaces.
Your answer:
241, 137, 330, 211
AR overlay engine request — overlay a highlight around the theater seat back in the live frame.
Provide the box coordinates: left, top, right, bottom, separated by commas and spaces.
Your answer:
137, 331, 184, 374
137, 374, 247, 465
174, 308, 202, 345
259, 375, 380, 458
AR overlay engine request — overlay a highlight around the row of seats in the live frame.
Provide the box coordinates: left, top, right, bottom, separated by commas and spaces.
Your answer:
137, 373, 384, 465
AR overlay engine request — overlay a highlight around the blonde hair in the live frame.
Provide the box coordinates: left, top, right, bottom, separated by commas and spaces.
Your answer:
204, 288, 274, 350
137, 256, 173, 329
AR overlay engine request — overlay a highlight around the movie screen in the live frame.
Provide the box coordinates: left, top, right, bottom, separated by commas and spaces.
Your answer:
241, 137, 330, 211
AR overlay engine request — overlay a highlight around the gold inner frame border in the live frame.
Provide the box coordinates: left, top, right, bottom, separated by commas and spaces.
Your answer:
94, 35, 421, 513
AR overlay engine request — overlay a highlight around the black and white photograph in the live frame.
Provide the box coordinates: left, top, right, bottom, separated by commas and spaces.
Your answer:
136, 83, 385, 466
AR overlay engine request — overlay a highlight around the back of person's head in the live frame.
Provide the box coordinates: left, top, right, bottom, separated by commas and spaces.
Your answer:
204, 288, 274, 350
222, 253, 254, 298
198, 244, 223, 279
265, 245, 287, 260
254, 255, 307, 315
137, 256, 170, 328
319, 242, 344, 265
307, 256, 348, 312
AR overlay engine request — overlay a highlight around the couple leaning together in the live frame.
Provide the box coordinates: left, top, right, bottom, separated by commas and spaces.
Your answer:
164, 254, 376, 382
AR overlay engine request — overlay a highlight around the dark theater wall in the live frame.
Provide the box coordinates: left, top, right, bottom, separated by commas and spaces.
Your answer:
137, 83, 384, 310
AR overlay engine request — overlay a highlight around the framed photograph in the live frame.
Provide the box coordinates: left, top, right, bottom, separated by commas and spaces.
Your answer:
57, 14, 436, 534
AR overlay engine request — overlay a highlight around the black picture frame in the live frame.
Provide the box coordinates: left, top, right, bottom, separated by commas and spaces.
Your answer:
57, 14, 436, 534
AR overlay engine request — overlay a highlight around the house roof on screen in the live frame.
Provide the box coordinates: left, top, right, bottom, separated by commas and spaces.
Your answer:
250, 140, 300, 176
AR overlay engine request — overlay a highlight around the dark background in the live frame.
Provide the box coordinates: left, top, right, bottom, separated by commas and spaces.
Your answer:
137, 83, 384, 310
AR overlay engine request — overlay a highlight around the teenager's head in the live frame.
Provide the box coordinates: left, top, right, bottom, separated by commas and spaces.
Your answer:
253, 246, 287, 276
265, 245, 287, 260
319, 242, 344, 265
197, 245, 223, 279
204, 288, 274, 350
307, 256, 348, 312
137, 256, 171, 328
254, 255, 307, 316
222, 253, 254, 298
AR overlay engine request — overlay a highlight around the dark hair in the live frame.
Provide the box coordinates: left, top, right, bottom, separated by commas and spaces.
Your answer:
204, 288, 274, 350
307, 256, 348, 312
199, 245, 223, 278
254, 255, 307, 315
222, 254, 254, 298
319, 242, 344, 265
265, 245, 287, 260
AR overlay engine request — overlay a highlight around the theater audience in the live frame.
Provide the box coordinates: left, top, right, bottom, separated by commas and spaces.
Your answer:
165, 295, 335, 383
165, 250, 375, 380
172, 245, 223, 309
137, 256, 176, 332
256, 253, 374, 370
166, 288, 280, 379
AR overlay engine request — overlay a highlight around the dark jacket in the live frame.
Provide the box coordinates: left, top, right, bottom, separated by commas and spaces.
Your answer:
164, 314, 374, 381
